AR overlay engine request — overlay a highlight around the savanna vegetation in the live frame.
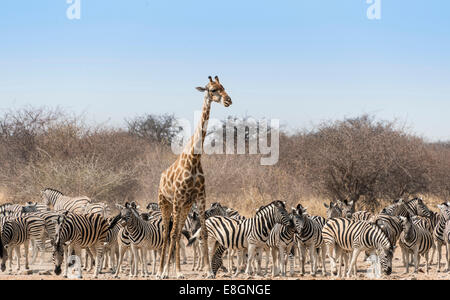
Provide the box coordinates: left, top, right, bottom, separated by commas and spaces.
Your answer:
0, 106, 448, 216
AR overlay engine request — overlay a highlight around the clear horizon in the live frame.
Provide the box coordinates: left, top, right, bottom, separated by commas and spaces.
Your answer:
1, 1, 449, 142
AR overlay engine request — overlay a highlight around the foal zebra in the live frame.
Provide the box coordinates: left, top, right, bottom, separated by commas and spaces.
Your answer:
52, 211, 116, 278
322, 217, 393, 277
42, 188, 91, 213
189, 200, 291, 277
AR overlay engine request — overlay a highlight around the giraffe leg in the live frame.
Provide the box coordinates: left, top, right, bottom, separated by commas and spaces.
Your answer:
157, 194, 172, 278
197, 193, 213, 278
174, 202, 193, 279
162, 194, 184, 279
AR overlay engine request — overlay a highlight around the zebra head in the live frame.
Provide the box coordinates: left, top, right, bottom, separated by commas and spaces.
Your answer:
340, 200, 355, 219
53, 210, 70, 275
324, 201, 342, 219
399, 215, 415, 242
22, 202, 38, 213
146, 202, 160, 212
117, 202, 141, 225
437, 203, 450, 222
268, 200, 291, 227
411, 198, 432, 219
292, 204, 308, 234
377, 243, 393, 276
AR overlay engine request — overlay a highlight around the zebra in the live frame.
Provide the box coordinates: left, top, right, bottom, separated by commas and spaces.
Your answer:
189, 200, 291, 277
293, 204, 327, 276
111, 202, 166, 278
436, 203, 450, 272
52, 210, 117, 278
146, 202, 160, 212
0, 215, 49, 273
370, 214, 403, 248
265, 209, 298, 277
323, 202, 342, 219
322, 217, 393, 277
41, 188, 92, 213
398, 215, 434, 274
381, 198, 432, 219
0, 203, 42, 217
84, 202, 109, 216
185, 202, 229, 272
352, 211, 373, 221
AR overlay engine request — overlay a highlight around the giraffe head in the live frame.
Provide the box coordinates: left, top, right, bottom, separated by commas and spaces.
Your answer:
196, 76, 232, 107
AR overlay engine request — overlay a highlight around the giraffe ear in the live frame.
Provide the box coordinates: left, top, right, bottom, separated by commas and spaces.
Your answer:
196, 87, 207, 92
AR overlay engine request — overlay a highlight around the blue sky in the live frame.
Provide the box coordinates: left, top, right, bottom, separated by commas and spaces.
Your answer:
1, 1, 449, 141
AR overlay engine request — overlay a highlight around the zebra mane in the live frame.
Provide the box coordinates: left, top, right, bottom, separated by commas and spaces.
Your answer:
255, 200, 285, 217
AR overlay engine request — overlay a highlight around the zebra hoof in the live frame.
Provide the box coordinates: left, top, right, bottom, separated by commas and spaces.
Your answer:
176, 273, 185, 279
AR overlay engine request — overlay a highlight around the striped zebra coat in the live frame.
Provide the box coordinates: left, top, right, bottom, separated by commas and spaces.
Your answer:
399, 215, 434, 274
322, 218, 393, 277
266, 221, 297, 277
42, 188, 91, 213
52, 211, 115, 278
189, 200, 291, 277
293, 205, 327, 276
381, 198, 432, 219
112, 202, 165, 277
437, 204, 450, 271
1, 215, 49, 273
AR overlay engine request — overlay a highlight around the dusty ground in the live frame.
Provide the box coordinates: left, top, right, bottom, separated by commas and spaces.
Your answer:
0, 245, 449, 280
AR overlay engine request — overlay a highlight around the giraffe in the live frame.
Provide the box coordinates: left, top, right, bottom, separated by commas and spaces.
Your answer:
157, 76, 232, 279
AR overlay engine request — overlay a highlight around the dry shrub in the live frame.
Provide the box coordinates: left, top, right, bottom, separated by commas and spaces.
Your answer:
0, 107, 449, 215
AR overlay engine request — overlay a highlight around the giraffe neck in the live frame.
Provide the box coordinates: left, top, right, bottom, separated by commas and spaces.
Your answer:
185, 94, 212, 158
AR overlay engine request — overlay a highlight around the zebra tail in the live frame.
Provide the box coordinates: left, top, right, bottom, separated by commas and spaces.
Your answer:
187, 228, 201, 247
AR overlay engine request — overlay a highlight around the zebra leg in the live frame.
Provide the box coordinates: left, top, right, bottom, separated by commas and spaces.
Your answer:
180, 239, 187, 265
446, 242, 450, 272
288, 246, 295, 277
24, 240, 30, 270
113, 244, 127, 278
92, 245, 105, 279
255, 247, 263, 276
413, 248, 419, 273
325, 243, 337, 276
424, 250, 430, 274
435, 239, 442, 272
15, 246, 21, 272
141, 248, 149, 277
151, 249, 158, 275
271, 248, 278, 276
346, 249, 361, 278
7, 247, 13, 273
245, 244, 257, 276
320, 245, 327, 276
74, 247, 83, 279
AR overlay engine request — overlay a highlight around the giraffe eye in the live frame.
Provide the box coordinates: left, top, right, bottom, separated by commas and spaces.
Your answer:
210, 89, 217, 93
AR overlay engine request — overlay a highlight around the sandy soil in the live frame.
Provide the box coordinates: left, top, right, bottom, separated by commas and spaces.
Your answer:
0, 245, 449, 280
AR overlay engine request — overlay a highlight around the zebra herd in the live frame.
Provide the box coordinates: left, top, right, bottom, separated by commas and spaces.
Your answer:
0, 189, 450, 279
